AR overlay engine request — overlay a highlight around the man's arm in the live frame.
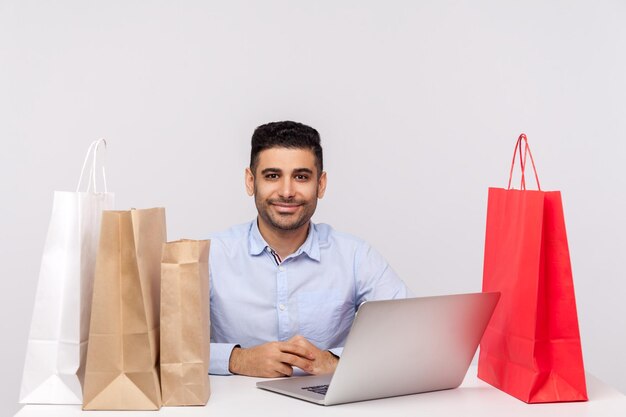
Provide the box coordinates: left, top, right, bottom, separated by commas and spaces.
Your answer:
355, 243, 412, 305
210, 342, 241, 375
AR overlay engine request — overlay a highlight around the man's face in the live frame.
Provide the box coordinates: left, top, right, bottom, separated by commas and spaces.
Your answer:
246, 147, 326, 233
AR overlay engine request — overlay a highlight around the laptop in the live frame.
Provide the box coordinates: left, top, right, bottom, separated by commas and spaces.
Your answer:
256, 291, 500, 406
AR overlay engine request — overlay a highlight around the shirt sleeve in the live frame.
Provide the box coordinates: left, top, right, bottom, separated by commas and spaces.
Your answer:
207, 243, 238, 376
354, 242, 412, 306
209, 342, 239, 375
329, 347, 344, 357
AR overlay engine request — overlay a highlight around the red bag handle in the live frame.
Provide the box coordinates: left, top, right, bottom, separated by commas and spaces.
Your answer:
507, 133, 541, 191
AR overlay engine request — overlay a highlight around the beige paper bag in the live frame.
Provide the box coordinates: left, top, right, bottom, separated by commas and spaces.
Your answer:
160, 239, 211, 406
83, 208, 166, 410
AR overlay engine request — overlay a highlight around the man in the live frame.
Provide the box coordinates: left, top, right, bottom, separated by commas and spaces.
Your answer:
209, 121, 409, 377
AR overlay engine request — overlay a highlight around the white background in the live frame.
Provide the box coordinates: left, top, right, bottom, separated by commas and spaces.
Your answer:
1, 1, 625, 414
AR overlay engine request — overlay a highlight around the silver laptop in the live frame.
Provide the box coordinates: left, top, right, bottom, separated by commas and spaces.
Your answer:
256, 291, 500, 406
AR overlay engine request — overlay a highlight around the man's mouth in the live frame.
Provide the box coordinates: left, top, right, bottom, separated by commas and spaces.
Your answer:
270, 202, 303, 214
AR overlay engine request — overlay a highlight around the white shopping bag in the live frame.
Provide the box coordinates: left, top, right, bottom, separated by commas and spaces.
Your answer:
20, 139, 114, 404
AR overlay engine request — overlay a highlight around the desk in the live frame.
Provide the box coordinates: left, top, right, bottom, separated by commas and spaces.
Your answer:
13, 367, 626, 417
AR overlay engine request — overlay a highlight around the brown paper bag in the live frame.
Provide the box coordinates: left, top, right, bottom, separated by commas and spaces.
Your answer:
160, 239, 211, 406
83, 208, 166, 410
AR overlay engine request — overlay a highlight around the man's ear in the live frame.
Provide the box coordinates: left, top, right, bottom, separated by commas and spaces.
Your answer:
245, 167, 255, 196
317, 171, 327, 199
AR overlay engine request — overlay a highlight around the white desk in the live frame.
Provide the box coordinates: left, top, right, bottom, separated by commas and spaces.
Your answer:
14, 367, 626, 417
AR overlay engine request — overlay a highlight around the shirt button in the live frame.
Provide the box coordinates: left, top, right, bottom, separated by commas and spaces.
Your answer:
279, 304, 286, 311
278, 266, 285, 272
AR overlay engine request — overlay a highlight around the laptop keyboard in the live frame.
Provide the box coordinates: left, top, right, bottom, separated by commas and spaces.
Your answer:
301, 384, 329, 396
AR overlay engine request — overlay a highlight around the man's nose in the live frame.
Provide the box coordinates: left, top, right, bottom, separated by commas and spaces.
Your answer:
278, 177, 295, 198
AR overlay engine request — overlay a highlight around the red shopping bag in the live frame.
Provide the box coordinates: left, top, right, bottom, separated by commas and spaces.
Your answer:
477, 133, 588, 403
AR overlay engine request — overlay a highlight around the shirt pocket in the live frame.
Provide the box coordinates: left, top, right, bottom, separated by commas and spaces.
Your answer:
297, 289, 344, 348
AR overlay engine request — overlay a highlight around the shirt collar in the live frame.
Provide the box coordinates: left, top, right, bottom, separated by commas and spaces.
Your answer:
248, 218, 321, 262
248, 219, 267, 256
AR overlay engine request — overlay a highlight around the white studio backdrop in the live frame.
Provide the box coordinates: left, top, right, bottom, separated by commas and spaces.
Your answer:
1, 0, 625, 414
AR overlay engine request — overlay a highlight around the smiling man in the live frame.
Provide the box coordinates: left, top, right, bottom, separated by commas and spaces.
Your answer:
208, 121, 410, 377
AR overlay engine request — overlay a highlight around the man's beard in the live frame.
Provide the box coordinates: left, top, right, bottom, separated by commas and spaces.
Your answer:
255, 196, 317, 232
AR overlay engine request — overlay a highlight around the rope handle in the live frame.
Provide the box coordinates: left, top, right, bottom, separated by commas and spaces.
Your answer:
76, 139, 108, 193
507, 133, 541, 191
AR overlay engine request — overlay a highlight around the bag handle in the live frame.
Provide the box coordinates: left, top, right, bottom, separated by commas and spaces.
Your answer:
76, 139, 108, 193
507, 133, 541, 191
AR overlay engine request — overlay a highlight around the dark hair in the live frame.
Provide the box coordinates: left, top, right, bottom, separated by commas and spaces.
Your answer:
250, 121, 323, 176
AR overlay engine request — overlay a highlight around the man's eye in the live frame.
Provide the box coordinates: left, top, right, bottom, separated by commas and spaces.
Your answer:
265, 174, 279, 180
295, 175, 309, 181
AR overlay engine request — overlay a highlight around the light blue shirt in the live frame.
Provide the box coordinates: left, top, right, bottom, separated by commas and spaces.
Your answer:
208, 219, 410, 375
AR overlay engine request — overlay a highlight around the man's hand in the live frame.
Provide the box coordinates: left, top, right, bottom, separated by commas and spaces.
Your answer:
287, 335, 339, 375
228, 340, 315, 377
228, 336, 340, 377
